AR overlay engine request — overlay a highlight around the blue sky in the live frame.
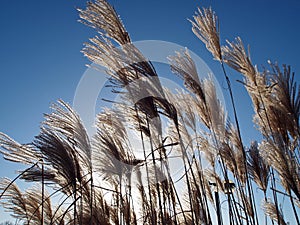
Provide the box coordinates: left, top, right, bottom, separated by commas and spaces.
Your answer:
0, 0, 300, 221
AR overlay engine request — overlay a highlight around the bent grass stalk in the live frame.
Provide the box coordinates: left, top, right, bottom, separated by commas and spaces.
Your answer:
0, 1, 299, 225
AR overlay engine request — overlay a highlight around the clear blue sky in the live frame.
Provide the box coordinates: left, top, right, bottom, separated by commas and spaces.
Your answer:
0, 0, 299, 221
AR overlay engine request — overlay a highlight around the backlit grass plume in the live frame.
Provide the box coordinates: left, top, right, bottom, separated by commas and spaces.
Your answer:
0, 0, 299, 225
190, 7, 222, 61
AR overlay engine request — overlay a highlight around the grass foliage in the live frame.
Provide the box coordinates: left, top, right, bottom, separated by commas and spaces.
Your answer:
0, 0, 299, 224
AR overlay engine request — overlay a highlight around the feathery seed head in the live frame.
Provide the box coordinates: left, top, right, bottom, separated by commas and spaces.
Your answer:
222, 37, 256, 81
190, 7, 222, 61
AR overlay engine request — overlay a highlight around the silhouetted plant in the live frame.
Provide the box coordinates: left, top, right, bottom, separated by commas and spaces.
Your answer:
0, 0, 299, 225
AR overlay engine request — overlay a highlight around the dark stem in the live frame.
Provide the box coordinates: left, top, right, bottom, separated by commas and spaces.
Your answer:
215, 191, 223, 225
145, 114, 165, 225
41, 159, 44, 225
134, 106, 155, 224
221, 61, 257, 225
174, 126, 196, 224
0, 162, 38, 200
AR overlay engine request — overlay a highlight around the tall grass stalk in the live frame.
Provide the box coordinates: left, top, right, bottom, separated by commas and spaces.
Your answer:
0, 1, 299, 225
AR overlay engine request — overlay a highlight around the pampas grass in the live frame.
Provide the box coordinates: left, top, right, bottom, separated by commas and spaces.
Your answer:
0, 0, 299, 224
